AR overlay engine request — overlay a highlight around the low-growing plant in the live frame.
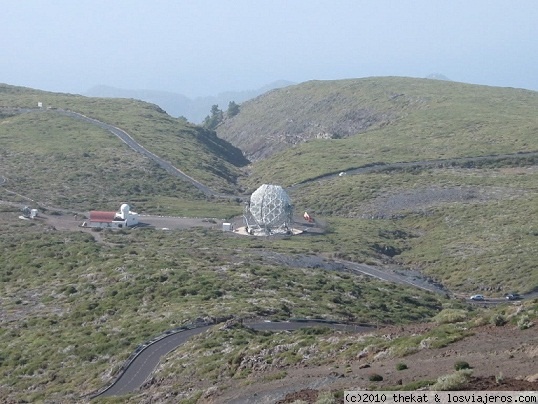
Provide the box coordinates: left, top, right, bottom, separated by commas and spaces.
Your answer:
264, 370, 287, 381
316, 391, 337, 404
496, 371, 504, 384
433, 309, 468, 324
454, 360, 471, 371
517, 315, 534, 330
432, 369, 473, 391
369, 373, 383, 381
490, 314, 507, 327
396, 362, 408, 371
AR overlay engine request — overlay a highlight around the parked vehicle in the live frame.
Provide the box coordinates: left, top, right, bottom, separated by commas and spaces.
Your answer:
505, 293, 522, 300
470, 294, 485, 301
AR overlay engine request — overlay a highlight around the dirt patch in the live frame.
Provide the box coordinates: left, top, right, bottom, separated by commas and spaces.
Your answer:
215, 323, 538, 403
359, 186, 525, 219
277, 389, 320, 403
276, 377, 538, 404
462, 376, 538, 391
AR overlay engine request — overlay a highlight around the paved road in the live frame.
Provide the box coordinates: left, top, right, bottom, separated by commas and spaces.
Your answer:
95, 320, 371, 398
97, 325, 213, 397
289, 151, 538, 191
55, 110, 216, 197
2, 107, 538, 199
3, 107, 538, 398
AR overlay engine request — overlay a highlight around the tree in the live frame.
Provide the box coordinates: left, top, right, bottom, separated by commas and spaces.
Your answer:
203, 104, 224, 130
227, 101, 240, 118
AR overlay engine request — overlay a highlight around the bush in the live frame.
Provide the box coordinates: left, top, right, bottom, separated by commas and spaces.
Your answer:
315, 392, 337, 404
454, 361, 471, 371
432, 369, 472, 391
369, 373, 383, 381
491, 314, 507, 327
433, 309, 468, 324
517, 315, 534, 330
396, 362, 408, 371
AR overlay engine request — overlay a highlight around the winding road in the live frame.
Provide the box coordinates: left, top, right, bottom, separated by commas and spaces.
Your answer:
2, 107, 537, 199
2, 107, 537, 399
93, 320, 371, 399
55, 110, 216, 197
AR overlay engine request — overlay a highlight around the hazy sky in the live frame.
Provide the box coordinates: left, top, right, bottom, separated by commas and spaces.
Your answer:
2, 1, 537, 97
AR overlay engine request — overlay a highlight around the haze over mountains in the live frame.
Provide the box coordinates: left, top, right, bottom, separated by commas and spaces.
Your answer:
84, 80, 294, 123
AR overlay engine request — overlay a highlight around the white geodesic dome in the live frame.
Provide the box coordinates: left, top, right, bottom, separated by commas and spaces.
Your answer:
245, 184, 293, 235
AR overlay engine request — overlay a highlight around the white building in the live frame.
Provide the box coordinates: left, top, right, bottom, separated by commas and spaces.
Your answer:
87, 204, 139, 228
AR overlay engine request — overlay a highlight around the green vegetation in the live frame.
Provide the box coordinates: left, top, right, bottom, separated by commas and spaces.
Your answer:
0, 84, 248, 200
431, 369, 473, 391
286, 164, 538, 294
228, 77, 538, 187
139, 301, 538, 401
454, 361, 471, 371
0, 212, 446, 402
1, 79, 538, 401
227, 101, 240, 118
369, 373, 384, 382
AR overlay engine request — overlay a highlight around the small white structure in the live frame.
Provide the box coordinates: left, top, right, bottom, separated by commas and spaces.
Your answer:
87, 203, 139, 228
20, 206, 38, 220
37, 102, 43, 108
222, 222, 233, 232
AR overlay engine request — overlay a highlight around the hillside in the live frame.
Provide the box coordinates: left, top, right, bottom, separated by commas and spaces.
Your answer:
217, 77, 538, 186
0, 83, 248, 213
1, 80, 537, 403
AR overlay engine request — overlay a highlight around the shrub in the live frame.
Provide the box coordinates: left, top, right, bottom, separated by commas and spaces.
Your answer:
454, 361, 471, 371
496, 371, 504, 384
369, 373, 383, 381
315, 392, 337, 404
432, 369, 472, 391
396, 362, 408, 371
517, 315, 534, 330
433, 309, 468, 324
491, 314, 507, 327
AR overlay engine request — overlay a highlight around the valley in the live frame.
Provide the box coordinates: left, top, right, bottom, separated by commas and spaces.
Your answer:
0, 78, 537, 403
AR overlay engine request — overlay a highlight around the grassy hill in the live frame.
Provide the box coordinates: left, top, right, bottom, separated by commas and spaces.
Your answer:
0, 83, 247, 215
1, 80, 537, 402
215, 77, 538, 296
215, 77, 538, 187
0, 206, 449, 402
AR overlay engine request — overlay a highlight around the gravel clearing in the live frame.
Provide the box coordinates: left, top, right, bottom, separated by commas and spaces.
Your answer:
359, 186, 526, 219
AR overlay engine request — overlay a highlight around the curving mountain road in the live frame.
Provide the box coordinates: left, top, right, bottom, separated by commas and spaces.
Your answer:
2, 107, 538, 199
93, 320, 371, 398
289, 151, 538, 191
55, 110, 216, 197
3, 107, 538, 399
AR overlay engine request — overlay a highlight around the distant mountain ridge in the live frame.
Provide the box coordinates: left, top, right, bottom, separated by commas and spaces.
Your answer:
84, 80, 294, 123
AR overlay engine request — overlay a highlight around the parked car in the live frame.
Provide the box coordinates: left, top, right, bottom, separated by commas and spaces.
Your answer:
505, 293, 522, 300
470, 294, 485, 301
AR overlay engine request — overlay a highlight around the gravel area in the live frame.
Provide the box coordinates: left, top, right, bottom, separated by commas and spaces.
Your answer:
359, 186, 525, 219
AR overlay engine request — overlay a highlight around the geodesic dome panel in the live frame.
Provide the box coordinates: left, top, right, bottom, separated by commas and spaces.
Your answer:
248, 184, 292, 231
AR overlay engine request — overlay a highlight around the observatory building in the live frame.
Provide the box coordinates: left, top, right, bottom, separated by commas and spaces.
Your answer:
87, 204, 139, 228
243, 184, 293, 235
